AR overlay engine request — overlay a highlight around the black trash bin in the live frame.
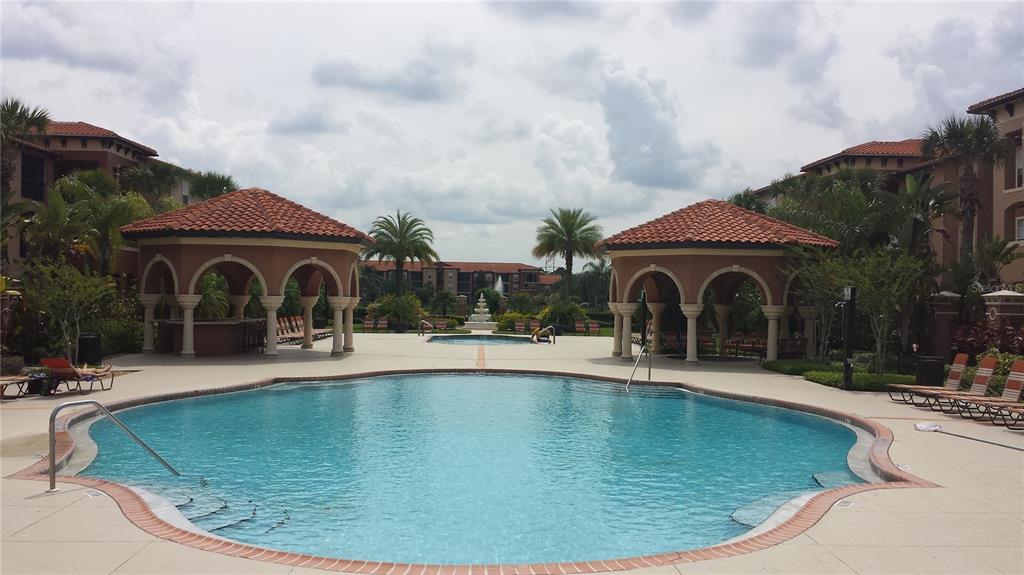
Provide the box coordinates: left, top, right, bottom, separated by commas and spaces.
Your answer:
77, 333, 103, 365
914, 355, 945, 387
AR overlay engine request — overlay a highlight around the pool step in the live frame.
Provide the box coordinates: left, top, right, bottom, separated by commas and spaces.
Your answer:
813, 470, 862, 489
201, 503, 259, 533
730, 491, 810, 527
177, 492, 228, 521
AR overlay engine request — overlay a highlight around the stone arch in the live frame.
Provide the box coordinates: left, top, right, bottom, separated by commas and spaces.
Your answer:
782, 269, 801, 306
622, 265, 686, 304
608, 268, 620, 304
188, 255, 268, 295
279, 258, 344, 297
697, 265, 774, 306
141, 254, 179, 295
348, 261, 360, 298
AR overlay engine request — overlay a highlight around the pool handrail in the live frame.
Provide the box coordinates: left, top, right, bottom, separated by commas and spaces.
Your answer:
48, 399, 180, 491
625, 345, 650, 392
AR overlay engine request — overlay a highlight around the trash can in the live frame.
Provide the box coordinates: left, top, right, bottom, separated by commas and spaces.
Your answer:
914, 355, 945, 387
77, 333, 103, 365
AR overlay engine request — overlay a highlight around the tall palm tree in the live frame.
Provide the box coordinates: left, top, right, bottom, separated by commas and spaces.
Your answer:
921, 115, 1011, 258
870, 173, 955, 258
532, 207, 602, 294
363, 211, 438, 295
189, 171, 238, 200
1, 98, 50, 194
120, 161, 184, 205
24, 182, 96, 261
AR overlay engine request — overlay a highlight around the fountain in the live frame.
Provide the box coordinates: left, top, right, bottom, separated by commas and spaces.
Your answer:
465, 293, 497, 330
494, 276, 504, 295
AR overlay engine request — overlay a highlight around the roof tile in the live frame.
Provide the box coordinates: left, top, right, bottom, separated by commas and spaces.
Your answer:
43, 121, 159, 156
121, 188, 370, 243
967, 86, 1024, 113
801, 139, 924, 171
601, 200, 838, 248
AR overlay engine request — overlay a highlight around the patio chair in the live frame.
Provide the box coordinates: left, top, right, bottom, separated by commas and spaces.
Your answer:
39, 358, 115, 393
588, 321, 601, 336
363, 315, 374, 332
515, 320, 525, 334
376, 317, 390, 332
887, 353, 968, 403
275, 317, 301, 344
436, 319, 447, 332
994, 406, 1024, 429
529, 319, 541, 332
575, 320, 587, 335
0, 375, 30, 400
911, 356, 997, 413
953, 360, 1024, 421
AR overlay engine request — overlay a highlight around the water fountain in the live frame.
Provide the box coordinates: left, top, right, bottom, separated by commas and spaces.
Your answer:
465, 293, 497, 330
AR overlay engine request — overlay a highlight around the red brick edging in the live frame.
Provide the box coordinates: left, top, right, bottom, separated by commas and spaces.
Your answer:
8, 369, 936, 573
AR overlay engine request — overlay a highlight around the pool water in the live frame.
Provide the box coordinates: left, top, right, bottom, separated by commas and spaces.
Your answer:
428, 334, 530, 345
82, 373, 861, 564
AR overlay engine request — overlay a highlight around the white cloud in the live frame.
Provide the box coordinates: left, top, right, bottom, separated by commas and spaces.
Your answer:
268, 102, 351, 135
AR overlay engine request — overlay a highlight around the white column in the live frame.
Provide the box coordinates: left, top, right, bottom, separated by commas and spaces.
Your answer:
714, 304, 731, 357
139, 294, 162, 353
327, 296, 345, 356
681, 304, 704, 363
761, 305, 786, 362
260, 296, 285, 357
798, 306, 819, 360
298, 295, 318, 350
175, 295, 202, 356
230, 294, 250, 320
619, 303, 638, 361
609, 303, 622, 357
343, 296, 360, 352
646, 302, 666, 353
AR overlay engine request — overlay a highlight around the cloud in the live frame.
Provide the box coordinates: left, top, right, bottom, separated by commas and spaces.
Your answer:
312, 38, 475, 102
267, 103, 351, 135
487, 1, 604, 22
356, 110, 406, 142
666, 1, 719, 25
473, 116, 532, 144
733, 2, 802, 69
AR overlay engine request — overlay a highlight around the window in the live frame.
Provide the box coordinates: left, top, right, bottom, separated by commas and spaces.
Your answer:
182, 194, 190, 205
1006, 103, 1015, 118
881, 158, 889, 168
1017, 216, 1024, 241
20, 154, 45, 201
897, 158, 904, 168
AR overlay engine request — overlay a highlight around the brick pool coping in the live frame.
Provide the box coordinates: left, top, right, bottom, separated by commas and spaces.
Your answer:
8, 368, 937, 573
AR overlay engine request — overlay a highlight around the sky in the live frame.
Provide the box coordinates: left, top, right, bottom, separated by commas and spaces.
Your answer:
2, 1, 1022, 267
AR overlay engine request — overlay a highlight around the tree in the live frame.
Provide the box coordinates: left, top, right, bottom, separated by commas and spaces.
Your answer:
24, 181, 96, 262
120, 161, 185, 204
430, 289, 458, 317
196, 271, 231, 318
189, 171, 238, 200
578, 258, 611, 308
785, 248, 849, 361
727, 189, 768, 214
363, 211, 438, 295
921, 115, 1012, 258
975, 236, 1022, 286
1, 188, 33, 261
847, 249, 930, 374
870, 173, 955, 258
0, 98, 50, 194
532, 207, 602, 295
21, 262, 114, 362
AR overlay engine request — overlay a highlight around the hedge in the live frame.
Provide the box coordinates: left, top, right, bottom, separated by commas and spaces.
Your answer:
803, 371, 915, 392
762, 359, 843, 376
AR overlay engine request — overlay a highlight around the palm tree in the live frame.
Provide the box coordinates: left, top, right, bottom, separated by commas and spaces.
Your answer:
532, 208, 602, 294
120, 161, 184, 204
1, 98, 50, 194
581, 258, 612, 307
921, 115, 1012, 258
363, 211, 438, 295
189, 171, 238, 200
870, 173, 955, 258
24, 183, 96, 261
1, 188, 33, 260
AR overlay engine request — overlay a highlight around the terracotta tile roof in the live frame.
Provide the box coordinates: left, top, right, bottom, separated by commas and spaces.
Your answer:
362, 261, 542, 274
801, 139, 925, 172
120, 188, 371, 243
967, 86, 1024, 114
538, 273, 562, 285
42, 121, 158, 156
600, 199, 838, 249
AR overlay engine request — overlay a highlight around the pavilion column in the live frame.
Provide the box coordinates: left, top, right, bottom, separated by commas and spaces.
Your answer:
230, 294, 250, 320
646, 302, 665, 353
681, 304, 703, 363
260, 296, 285, 357
327, 296, 346, 356
298, 295, 318, 350
344, 297, 360, 352
175, 295, 202, 356
714, 304, 732, 357
798, 306, 819, 360
619, 303, 638, 361
761, 305, 786, 362
139, 294, 162, 353
609, 303, 622, 357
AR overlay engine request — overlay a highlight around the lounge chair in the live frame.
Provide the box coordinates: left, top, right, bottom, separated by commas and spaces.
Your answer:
363, 315, 374, 332
276, 317, 302, 344
953, 360, 1024, 421
376, 318, 390, 332
39, 358, 115, 393
514, 321, 525, 334
888, 353, 968, 403
910, 356, 997, 413
994, 406, 1024, 429
529, 319, 540, 332
575, 320, 587, 335
588, 321, 601, 336
436, 319, 447, 332
0, 375, 30, 400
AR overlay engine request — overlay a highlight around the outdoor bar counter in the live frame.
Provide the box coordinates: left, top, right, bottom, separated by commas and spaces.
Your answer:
157, 319, 264, 356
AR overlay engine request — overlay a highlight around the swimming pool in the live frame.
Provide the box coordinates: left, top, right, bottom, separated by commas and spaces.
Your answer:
427, 334, 530, 345
81, 373, 862, 564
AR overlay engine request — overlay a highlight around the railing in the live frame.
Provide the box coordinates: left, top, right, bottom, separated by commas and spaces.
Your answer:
48, 400, 180, 491
624, 345, 651, 392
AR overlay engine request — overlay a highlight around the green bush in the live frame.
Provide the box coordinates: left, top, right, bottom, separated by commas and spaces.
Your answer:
957, 347, 1022, 396
495, 312, 535, 331
538, 297, 587, 326
98, 317, 142, 356
374, 293, 424, 324
763, 359, 843, 375
804, 370, 915, 392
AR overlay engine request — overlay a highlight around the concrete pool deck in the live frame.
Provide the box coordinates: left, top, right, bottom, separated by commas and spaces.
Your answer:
2, 333, 1022, 574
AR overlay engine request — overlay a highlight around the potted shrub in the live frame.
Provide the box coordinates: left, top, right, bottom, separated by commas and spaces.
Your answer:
376, 293, 424, 334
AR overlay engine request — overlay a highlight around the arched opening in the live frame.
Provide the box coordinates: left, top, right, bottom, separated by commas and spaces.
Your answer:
276, 259, 345, 349
698, 268, 777, 360
621, 267, 685, 356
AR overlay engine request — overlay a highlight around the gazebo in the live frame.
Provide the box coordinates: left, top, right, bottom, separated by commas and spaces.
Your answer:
600, 200, 837, 362
120, 188, 372, 357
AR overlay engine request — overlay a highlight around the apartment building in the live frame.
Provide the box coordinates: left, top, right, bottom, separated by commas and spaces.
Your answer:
362, 261, 545, 297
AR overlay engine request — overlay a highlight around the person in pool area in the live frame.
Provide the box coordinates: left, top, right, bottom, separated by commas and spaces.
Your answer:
531, 325, 556, 344
418, 319, 434, 336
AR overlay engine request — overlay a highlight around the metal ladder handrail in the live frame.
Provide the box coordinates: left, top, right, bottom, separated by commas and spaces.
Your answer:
624, 344, 650, 392
49, 400, 180, 491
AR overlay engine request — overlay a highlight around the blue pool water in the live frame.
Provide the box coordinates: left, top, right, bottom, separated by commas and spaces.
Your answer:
428, 334, 530, 345
82, 373, 861, 564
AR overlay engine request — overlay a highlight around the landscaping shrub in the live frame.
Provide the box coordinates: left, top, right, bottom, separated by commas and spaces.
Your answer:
98, 317, 142, 356
803, 371, 915, 392
495, 312, 535, 331
957, 348, 1023, 396
587, 311, 615, 325
374, 293, 424, 325
762, 359, 842, 375
538, 297, 587, 327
